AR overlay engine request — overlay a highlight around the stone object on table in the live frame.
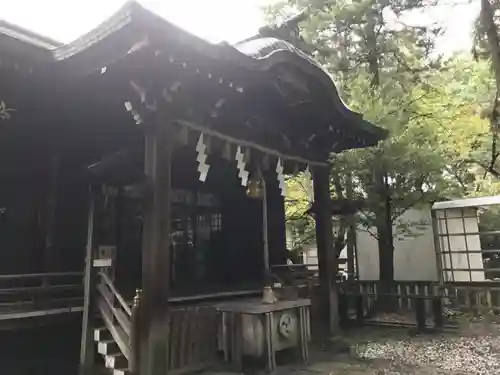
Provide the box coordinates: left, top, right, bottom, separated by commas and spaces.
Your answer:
263, 286, 277, 304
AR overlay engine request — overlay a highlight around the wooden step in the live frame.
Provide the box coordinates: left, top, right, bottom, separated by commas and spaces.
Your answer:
113, 368, 129, 375
105, 353, 128, 369
94, 327, 111, 342
98, 340, 119, 355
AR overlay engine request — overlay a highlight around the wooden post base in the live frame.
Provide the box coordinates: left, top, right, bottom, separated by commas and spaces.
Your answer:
415, 298, 426, 332
432, 297, 444, 329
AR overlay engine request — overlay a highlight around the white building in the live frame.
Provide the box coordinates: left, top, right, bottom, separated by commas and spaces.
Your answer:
354, 207, 438, 281
291, 196, 500, 282
431, 197, 496, 282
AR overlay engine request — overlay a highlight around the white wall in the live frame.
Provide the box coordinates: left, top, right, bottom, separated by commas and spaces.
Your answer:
356, 207, 438, 281
298, 208, 438, 281
294, 206, 487, 282
301, 244, 318, 271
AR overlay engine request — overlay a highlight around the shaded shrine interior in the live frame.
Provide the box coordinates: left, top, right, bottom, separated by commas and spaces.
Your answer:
92, 139, 290, 298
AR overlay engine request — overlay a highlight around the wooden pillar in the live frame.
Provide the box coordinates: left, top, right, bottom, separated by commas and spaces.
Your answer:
114, 186, 124, 290
415, 298, 426, 332
313, 167, 339, 337
346, 174, 356, 278
34, 152, 59, 273
265, 171, 287, 266
140, 117, 173, 375
43, 153, 59, 272
79, 187, 96, 375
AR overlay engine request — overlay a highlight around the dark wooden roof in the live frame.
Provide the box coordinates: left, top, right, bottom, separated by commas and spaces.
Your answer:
0, 1, 387, 164
0, 20, 61, 50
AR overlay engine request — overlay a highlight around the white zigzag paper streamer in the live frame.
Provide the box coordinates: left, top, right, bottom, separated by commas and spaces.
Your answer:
196, 134, 210, 182
235, 146, 249, 186
124, 101, 142, 124
304, 165, 314, 202
276, 158, 287, 197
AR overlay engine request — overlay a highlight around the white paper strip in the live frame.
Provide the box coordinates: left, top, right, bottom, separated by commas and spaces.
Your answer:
276, 158, 287, 197
196, 134, 210, 182
235, 146, 248, 186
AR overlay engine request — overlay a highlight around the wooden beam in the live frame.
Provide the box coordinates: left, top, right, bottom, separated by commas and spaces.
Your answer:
79, 188, 96, 375
140, 112, 173, 375
177, 119, 328, 167
312, 167, 339, 337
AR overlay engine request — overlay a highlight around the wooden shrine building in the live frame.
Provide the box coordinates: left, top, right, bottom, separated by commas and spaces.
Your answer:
0, 2, 387, 374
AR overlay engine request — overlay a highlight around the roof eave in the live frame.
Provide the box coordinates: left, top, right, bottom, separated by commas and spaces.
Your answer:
0, 20, 61, 50
40, 1, 387, 150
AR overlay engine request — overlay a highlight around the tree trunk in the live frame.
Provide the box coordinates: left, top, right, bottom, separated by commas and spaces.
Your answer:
365, 7, 380, 87
377, 216, 395, 311
365, 6, 396, 311
374, 169, 396, 312
481, 0, 500, 88
481, 0, 500, 175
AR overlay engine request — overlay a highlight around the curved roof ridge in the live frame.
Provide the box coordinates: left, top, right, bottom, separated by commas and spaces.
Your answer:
0, 19, 62, 50
52, 1, 138, 61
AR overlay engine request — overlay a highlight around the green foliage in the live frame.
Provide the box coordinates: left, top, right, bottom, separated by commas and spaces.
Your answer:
430, 58, 500, 195
267, 0, 441, 81
270, 0, 500, 255
274, 0, 443, 227
472, 0, 500, 178
285, 174, 315, 250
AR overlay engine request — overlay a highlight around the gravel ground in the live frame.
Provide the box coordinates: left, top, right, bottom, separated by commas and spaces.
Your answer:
352, 333, 500, 374
286, 321, 500, 375
209, 316, 500, 375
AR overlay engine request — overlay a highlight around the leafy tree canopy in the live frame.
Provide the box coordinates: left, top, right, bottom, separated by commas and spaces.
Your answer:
268, 0, 498, 262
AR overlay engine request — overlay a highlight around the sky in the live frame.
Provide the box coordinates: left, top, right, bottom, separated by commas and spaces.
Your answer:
0, 0, 480, 54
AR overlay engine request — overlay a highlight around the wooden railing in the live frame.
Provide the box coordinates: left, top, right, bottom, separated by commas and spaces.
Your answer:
339, 280, 500, 330
340, 280, 500, 312
441, 281, 500, 313
340, 280, 437, 314
96, 272, 141, 374
0, 272, 83, 316
95, 273, 259, 375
